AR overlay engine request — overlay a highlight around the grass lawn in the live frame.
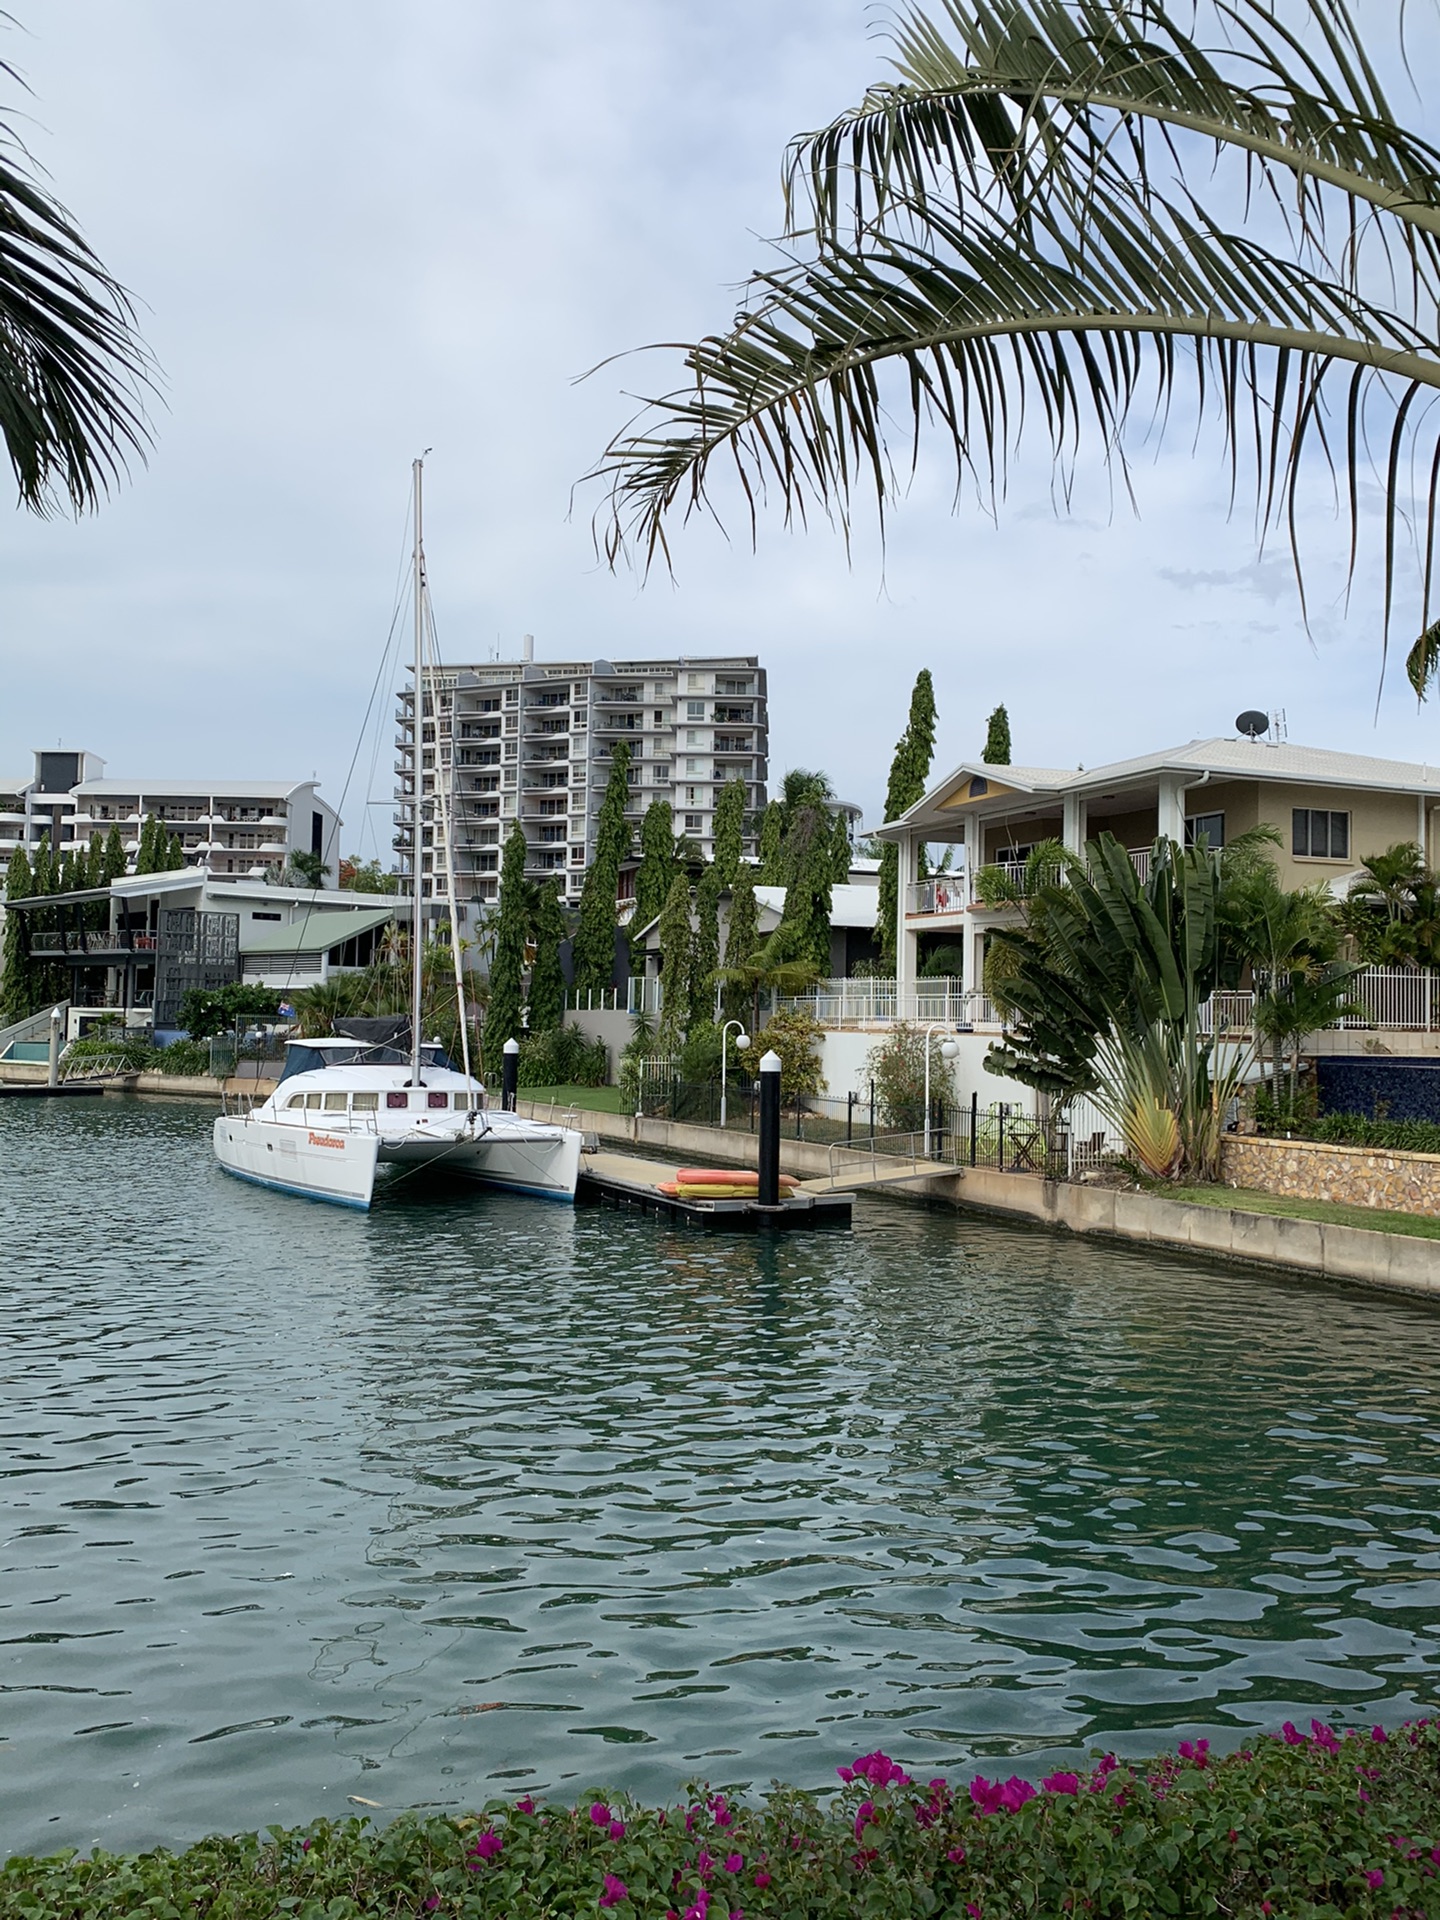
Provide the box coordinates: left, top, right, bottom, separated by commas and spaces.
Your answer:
1166, 1181, 1440, 1241
519, 1083, 627, 1114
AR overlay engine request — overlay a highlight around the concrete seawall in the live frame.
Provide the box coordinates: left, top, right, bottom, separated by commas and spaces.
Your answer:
517, 1100, 1440, 1299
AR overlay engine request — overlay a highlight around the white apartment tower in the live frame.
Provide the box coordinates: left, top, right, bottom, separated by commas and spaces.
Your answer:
395, 652, 768, 918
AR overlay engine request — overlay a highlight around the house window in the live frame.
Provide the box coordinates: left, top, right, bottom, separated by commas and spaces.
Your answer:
1185, 811, 1225, 849
1293, 808, 1350, 859
686, 700, 705, 719
685, 813, 704, 832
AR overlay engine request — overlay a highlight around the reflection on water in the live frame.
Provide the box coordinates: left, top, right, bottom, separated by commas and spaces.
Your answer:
2, 1095, 1438, 1854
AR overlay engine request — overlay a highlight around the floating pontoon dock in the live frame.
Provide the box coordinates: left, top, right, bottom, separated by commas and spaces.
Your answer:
578, 1151, 852, 1231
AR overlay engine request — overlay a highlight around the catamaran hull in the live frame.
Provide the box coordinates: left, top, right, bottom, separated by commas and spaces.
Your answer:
213, 1116, 381, 1208
377, 1127, 582, 1201
213, 1117, 582, 1207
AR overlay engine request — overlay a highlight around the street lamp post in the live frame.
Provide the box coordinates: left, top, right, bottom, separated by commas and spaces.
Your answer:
720, 1019, 750, 1130
923, 1024, 959, 1159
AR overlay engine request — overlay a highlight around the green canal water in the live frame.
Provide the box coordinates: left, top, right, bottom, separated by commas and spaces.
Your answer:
3, 1096, 1440, 1857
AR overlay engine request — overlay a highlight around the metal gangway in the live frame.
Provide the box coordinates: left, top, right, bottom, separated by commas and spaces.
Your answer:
808, 1131, 960, 1195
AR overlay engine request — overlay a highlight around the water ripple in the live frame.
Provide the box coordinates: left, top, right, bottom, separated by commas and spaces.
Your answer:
2, 1095, 1439, 1853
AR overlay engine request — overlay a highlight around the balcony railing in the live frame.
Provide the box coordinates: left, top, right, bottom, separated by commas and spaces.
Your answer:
908, 847, 1154, 915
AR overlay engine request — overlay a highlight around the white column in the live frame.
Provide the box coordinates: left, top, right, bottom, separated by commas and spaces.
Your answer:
1156, 773, 1187, 845
896, 831, 918, 995
1062, 791, 1088, 856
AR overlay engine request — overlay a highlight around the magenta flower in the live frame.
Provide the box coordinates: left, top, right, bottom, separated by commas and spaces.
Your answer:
696, 1851, 714, 1878
515, 1795, 535, 1815
1372, 1725, 1388, 1743
966, 1906, 982, 1919
722, 1853, 742, 1873
1042, 1772, 1080, 1795
301, 1840, 311, 1853
753, 1870, 772, 1888
1365, 1869, 1384, 1889
970, 1776, 1003, 1815
710, 1793, 733, 1828
1311, 1719, 1341, 1753
1281, 1722, 1306, 1746
609, 1820, 626, 1841
853, 1801, 875, 1840
424, 1902, 439, 1913
837, 1750, 912, 1789
946, 1845, 966, 1864
600, 1873, 629, 1908
466, 1830, 503, 1868
591, 1802, 612, 1827
1177, 1739, 1209, 1767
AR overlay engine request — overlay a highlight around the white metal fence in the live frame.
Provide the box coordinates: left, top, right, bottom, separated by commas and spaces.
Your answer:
566, 977, 664, 1016
780, 968, 1440, 1035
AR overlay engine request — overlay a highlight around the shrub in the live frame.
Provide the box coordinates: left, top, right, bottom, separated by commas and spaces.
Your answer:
63, 1031, 162, 1074
866, 1020, 954, 1131
736, 1007, 825, 1097
177, 984, 283, 1040
1256, 1103, 1440, 1156
516, 1024, 608, 1089
154, 1037, 213, 1076
4, 1720, 1438, 1918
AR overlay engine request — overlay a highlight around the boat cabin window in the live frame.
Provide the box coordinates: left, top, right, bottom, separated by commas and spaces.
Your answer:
305, 1092, 323, 1109
323, 1092, 348, 1111
427, 1092, 448, 1109
352, 1092, 378, 1111
453, 1092, 471, 1109
386, 1091, 409, 1110
286, 1095, 306, 1110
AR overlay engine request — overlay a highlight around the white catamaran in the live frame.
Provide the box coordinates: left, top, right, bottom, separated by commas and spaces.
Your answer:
212, 460, 584, 1209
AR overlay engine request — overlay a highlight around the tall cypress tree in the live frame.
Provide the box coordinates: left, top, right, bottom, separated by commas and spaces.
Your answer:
527, 879, 567, 1033
983, 704, 1012, 765
720, 863, 760, 1026
100, 823, 127, 883
656, 872, 693, 1050
712, 778, 747, 887
482, 821, 531, 1070
689, 863, 721, 1029
829, 809, 853, 884
633, 798, 677, 932
769, 805, 833, 975
757, 800, 785, 883
877, 670, 938, 972
573, 744, 632, 996
0, 845, 36, 1022
166, 830, 186, 870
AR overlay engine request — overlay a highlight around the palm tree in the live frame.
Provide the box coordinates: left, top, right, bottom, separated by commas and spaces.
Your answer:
596, 0, 1440, 691
713, 945, 821, 1044
1, 41, 153, 511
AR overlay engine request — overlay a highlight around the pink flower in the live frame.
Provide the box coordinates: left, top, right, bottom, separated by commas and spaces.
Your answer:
591, 1802, 612, 1827
1365, 1869, 1384, 1889
970, 1776, 1003, 1815
753, 1870, 771, 1888
710, 1794, 733, 1828
424, 1902, 439, 1913
301, 1840, 311, 1853
609, 1820, 627, 1841
853, 1801, 875, 1839
1311, 1719, 1341, 1753
1281, 1722, 1306, 1746
599, 1874, 629, 1908
946, 1846, 966, 1864
515, 1796, 535, 1815
838, 1750, 912, 1789
966, 1906, 982, 1919
1372, 1725, 1388, 1742
999, 1777, 1036, 1811
1177, 1739, 1209, 1767
722, 1853, 743, 1874
1042, 1772, 1080, 1795
696, 1852, 714, 1878
466, 1830, 503, 1868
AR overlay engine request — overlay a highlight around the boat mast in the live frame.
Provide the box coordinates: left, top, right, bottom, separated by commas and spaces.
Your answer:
409, 455, 426, 1086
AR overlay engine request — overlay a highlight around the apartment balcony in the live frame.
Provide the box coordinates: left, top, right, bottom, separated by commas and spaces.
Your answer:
593, 715, 644, 734
906, 847, 1153, 917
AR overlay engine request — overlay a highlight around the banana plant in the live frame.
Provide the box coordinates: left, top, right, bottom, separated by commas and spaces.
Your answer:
985, 834, 1259, 1179
595, 0, 1440, 690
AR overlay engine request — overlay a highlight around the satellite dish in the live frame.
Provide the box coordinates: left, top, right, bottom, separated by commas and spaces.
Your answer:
1235, 710, 1270, 739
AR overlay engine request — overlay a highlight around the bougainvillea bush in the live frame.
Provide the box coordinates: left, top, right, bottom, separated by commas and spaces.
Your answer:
4, 1719, 1439, 1918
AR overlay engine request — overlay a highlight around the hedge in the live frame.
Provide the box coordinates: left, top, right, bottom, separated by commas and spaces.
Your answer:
4, 1718, 1438, 1917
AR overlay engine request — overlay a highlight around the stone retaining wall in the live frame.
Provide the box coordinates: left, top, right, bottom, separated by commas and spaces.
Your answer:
1221, 1133, 1440, 1220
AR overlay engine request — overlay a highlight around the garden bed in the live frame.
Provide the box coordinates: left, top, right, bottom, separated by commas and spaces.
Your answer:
5, 1720, 1438, 1917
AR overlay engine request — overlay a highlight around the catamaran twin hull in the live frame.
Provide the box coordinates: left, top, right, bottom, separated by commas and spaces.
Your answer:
213, 1113, 583, 1209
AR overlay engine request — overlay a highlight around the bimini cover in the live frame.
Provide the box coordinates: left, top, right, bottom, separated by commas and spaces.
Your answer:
333, 1016, 411, 1048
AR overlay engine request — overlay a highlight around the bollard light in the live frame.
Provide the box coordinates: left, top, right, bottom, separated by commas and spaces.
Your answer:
719, 1020, 749, 1130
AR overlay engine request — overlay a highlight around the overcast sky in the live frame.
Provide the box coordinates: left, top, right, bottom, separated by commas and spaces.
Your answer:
3, 1, 1440, 864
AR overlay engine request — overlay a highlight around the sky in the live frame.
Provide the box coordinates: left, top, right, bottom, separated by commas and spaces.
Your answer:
3, 0, 1440, 865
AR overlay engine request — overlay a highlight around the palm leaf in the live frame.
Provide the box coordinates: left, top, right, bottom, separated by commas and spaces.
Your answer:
594, 0, 1440, 688
0, 49, 154, 512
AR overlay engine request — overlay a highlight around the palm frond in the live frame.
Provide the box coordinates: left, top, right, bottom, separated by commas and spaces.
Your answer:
594, 0, 1440, 689
0, 56, 154, 513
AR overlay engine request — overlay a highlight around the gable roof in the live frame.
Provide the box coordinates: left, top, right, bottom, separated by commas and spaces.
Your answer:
883, 736, 1440, 838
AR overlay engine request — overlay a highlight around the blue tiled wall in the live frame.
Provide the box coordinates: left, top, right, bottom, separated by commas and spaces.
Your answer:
1316, 1057, 1440, 1123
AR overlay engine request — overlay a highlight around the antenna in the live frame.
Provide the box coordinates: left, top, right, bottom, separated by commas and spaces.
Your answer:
1269, 707, 1288, 743
1235, 709, 1269, 740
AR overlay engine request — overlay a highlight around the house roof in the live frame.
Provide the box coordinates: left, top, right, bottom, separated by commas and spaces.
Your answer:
880, 736, 1440, 838
73, 778, 322, 798
756, 884, 878, 930
240, 906, 396, 956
